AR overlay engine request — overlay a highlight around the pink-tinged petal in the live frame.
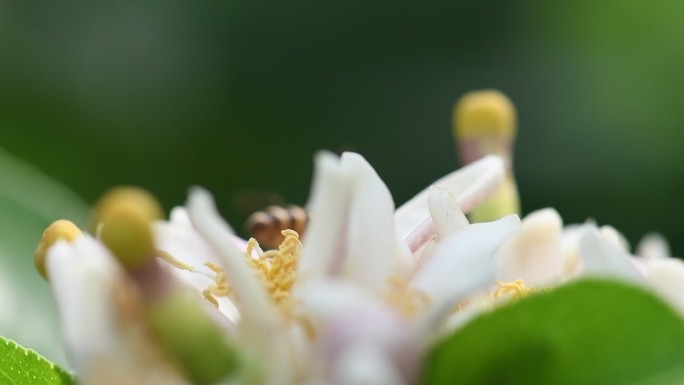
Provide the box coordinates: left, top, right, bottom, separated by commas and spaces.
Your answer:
412, 215, 521, 342
637, 233, 671, 260
154, 216, 242, 323
644, 258, 684, 316
47, 236, 188, 384
428, 186, 469, 240
187, 187, 295, 385
187, 187, 278, 325
395, 155, 505, 241
299, 152, 351, 280
331, 342, 407, 385
297, 280, 417, 385
578, 226, 644, 283
405, 187, 469, 267
495, 208, 563, 286
47, 237, 122, 371
340, 152, 399, 292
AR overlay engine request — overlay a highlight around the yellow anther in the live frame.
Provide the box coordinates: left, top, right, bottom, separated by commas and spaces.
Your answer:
203, 262, 221, 273
248, 230, 301, 317
156, 249, 195, 271
92, 187, 163, 270
202, 289, 219, 308
494, 279, 534, 300
35, 220, 82, 280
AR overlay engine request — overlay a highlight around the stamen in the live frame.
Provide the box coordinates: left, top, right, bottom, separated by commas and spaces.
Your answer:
155, 248, 195, 271
35, 219, 83, 280
202, 263, 233, 308
493, 279, 534, 300
384, 275, 430, 318
249, 229, 302, 318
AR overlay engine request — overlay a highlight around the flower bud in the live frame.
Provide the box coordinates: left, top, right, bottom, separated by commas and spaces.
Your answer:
453, 90, 520, 221
92, 187, 163, 270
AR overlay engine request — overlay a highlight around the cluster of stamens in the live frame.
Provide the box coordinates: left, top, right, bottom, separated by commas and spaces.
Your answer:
245, 229, 301, 318
493, 279, 535, 300
384, 275, 430, 318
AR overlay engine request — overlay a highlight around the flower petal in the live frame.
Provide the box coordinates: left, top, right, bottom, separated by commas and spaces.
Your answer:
296, 279, 416, 385
578, 226, 644, 283
47, 236, 188, 384
495, 208, 563, 286
154, 220, 240, 323
331, 342, 407, 385
299, 151, 351, 280
637, 233, 671, 260
644, 258, 684, 316
395, 155, 505, 240
340, 152, 399, 291
187, 187, 295, 385
428, 186, 469, 240
412, 214, 521, 341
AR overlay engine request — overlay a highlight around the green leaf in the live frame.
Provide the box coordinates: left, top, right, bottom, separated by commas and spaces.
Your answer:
0, 337, 74, 384
422, 279, 684, 385
0, 147, 89, 366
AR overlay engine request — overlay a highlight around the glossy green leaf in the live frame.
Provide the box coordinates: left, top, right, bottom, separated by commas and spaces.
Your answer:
0, 147, 89, 366
422, 279, 684, 385
0, 337, 74, 384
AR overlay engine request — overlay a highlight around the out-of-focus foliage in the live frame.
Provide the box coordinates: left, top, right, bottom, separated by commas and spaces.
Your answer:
423, 279, 684, 385
0, 0, 683, 295
0, 147, 89, 364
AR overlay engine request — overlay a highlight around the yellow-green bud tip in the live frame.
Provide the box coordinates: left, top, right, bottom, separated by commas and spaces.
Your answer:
92, 187, 164, 270
453, 90, 516, 140
35, 220, 82, 280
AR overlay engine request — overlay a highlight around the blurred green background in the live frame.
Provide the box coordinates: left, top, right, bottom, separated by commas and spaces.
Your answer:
3, 0, 684, 246
1, 0, 684, 363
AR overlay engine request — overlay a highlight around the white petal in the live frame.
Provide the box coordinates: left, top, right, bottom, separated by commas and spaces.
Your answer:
169, 206, 194, 229
187, 187, 294, 385
332, 343, 406, 385
297, 281, 416, 385
495, 208, 563, 286
599, 225, 630, 253
299, 151, 351, 279
187, 187, 278, 324
428, 186, 469, 240
47, 237, 122, 371
559, 224, 585, 278
579, 226, 644, 283
637, 233, 671, 260
47, 236, 188, 384
296, 279, 389, 328
644, 258, 684, 316
394, 155, 505, 240
154, 218, 243, 322
412, 215, 521, 341
340, 152, 399, 291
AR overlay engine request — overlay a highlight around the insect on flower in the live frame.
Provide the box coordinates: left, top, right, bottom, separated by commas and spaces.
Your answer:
245, 205, 308, 249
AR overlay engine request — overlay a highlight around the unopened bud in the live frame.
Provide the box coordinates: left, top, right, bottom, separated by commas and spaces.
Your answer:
92, 187, 163, 270
453, 90, 520, 221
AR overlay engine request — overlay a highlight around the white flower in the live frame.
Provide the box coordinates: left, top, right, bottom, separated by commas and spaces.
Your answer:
38, 152, 521, 385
